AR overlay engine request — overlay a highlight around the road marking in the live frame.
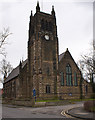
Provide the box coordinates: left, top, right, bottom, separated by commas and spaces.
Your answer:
61, 109, 84, 120
61, 110, 73, 118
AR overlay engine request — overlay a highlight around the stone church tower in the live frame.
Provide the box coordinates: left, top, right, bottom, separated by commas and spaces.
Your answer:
27, 2, 59, 99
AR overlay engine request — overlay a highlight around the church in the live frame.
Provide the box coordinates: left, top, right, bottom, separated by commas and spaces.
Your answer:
3, 2, 92, 101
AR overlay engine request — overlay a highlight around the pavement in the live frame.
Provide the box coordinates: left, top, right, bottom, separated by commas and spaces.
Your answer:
66, 106, 95, 120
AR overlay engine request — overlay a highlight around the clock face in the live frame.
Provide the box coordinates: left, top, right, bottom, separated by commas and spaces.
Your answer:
45, 35, 49, 40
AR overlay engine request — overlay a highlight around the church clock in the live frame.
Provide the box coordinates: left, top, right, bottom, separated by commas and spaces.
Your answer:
44, 35, 49, 40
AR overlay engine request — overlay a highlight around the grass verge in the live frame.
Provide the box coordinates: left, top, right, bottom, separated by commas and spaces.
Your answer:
36, 98, 95, 103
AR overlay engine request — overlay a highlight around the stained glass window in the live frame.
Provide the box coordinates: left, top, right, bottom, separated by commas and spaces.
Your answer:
61, 72, 64, 86
66, 64, 72, 86
74, 72, 78, 86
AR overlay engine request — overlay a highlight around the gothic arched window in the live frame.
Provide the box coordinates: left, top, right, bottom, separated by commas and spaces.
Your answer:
61, 72, 64, 86
47, 67, 49, 76
66, 64, 72, 86
41, 19, 45, 30
46, 85, 50, 93
45, 20, 48, 31
74, 72, 78, 86
49, 22, 52, 32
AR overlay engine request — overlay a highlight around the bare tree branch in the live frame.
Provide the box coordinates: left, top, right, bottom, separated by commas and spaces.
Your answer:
0, 28, 12, 56
78, 54, 94, 82
0, 58, 13, 80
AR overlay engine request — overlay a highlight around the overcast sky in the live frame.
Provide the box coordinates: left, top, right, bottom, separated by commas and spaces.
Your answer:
0, 0, 94, 88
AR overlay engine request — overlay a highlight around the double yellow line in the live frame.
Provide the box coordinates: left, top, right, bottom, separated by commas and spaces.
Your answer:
61, 108, 77, 119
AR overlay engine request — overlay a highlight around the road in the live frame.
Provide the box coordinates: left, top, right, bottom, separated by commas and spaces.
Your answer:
1, 101, 84, 119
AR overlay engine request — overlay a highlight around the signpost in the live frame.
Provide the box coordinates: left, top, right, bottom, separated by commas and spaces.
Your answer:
33, 89, 36, 102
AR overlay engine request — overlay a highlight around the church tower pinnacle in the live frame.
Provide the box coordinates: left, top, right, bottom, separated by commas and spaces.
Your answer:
51, 5, 55, 17
36, 1, 40, 12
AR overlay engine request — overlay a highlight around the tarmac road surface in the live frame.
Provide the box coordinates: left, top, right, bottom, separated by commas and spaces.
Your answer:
2, 101, 84, 119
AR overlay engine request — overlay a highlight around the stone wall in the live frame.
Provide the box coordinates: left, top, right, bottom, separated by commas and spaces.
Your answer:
28, 9, 58, 100
3, 77, 18, 99
57, 49, 82, 99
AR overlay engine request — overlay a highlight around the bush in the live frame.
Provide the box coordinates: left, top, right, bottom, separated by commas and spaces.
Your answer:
84, 101, 95, 112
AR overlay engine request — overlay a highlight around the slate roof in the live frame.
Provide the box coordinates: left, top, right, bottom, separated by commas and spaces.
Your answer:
59, 52, 65, 62
4, 59, 28, 83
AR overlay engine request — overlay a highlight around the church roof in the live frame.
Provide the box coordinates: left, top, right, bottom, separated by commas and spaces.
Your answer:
59, 52, 65, 62
4, 59, 28, 83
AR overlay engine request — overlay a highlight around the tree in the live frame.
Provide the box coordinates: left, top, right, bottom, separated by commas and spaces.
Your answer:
0, 28, 12, 56
78, 48, 95, 95
0, 58, 13, 82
